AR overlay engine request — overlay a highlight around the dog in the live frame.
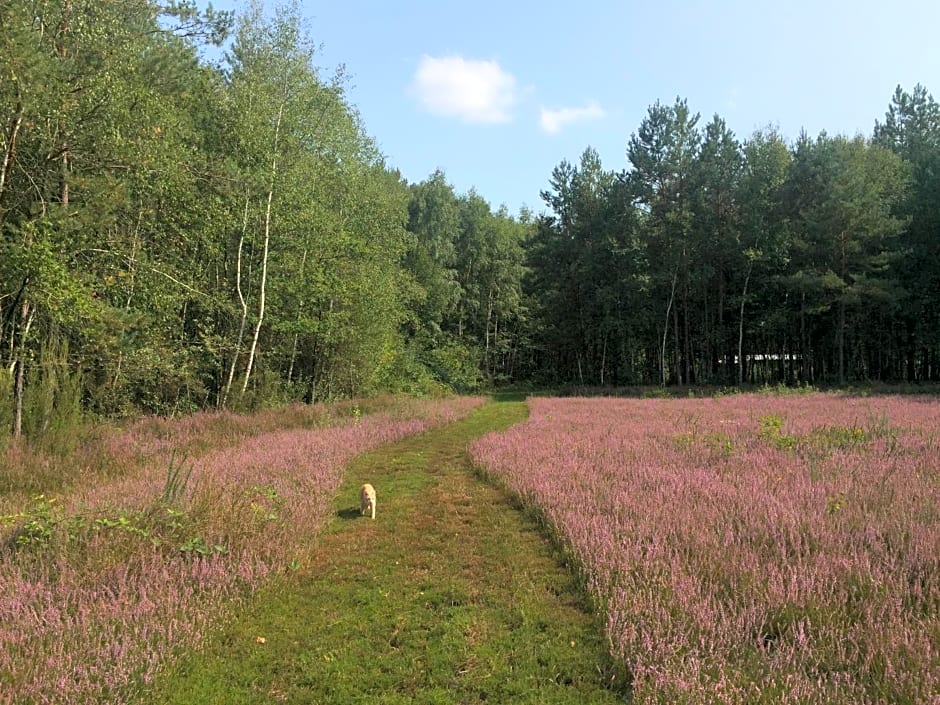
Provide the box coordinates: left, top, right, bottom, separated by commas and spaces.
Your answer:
359, 483, 376, 520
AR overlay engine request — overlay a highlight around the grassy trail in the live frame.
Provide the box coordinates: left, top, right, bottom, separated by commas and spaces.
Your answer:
148, 400, 626, 704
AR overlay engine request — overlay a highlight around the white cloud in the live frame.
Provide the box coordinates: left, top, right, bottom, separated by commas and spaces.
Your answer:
539, 100, 607, 134
411, 55, 518, 124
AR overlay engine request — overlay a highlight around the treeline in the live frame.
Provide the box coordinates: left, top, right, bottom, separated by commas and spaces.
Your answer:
0, 0, 527, 439
2, 1, 938, 441
524, 91, 940, 387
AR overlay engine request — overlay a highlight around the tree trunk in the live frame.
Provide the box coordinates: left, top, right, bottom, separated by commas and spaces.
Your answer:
737, 261, 752, 386
59, 143, 69, 207
111, 211, 144, 392
718, 275, 725, 379
12, 300, 34, 438
242, 102, 284, 394
800, 292, 808, 384
838, 297, 846, 384
484, 288, 493, 379
682, 276, 691, 384
493, 311, 500, 378
0, 89, 23, 229
56, 0, 72, 209
3, 276, 29, 369
222, 190, 251, 407
673, 293, 682, 386
906, 319, 916, 382
837, 229, 847, 385
661, 268, 678, 386
287, 248, 308, 384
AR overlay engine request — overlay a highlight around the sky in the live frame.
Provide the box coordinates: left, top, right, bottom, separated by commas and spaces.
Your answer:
201, 0, 940, 216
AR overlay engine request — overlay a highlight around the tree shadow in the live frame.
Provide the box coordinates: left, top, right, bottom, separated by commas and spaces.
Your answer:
337, 506, 363, 520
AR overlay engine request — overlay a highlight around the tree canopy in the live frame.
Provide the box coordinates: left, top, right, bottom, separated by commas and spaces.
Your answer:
1, 1, 938, 439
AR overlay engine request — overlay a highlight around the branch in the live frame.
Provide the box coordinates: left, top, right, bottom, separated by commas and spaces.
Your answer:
83, 248, 212, 299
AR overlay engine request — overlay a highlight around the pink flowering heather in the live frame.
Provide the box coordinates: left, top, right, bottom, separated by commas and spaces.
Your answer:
470, 394, 940, 704
0, 396, 484, 705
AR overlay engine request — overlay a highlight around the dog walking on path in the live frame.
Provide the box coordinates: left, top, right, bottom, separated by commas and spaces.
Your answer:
360, 483, 376, 520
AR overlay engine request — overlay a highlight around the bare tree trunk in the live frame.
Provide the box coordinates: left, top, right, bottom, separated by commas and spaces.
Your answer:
242, 102, 284, 394
13, 300, 34, 438
683, 276, 691, 384
737, 261, 752, 386
111, 211, 144, 391
3, 277, 29, 369
673, 299, 682, 385
0, 89, 23, 229
222, 190, 251, 407
838, 298, 846, 385
837, 230, 848, 385
484, 287, 493, 379
59, 144, 69, 207
56, 0, 71, 209
661, 268, 678, 386
494, 312, 500, 378
287, 248, 308, 383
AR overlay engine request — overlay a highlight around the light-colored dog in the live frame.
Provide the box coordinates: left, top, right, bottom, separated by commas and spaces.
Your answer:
359, 483, 376, 520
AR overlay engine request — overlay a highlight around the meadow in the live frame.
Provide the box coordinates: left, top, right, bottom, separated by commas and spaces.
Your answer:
471, 393, 940, 704
0, 396, 484, 705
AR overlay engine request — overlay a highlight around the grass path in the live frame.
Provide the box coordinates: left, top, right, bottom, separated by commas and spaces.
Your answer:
148, 400, 626, 704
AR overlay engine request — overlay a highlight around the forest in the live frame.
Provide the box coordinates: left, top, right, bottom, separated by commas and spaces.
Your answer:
2, 0, 939, 440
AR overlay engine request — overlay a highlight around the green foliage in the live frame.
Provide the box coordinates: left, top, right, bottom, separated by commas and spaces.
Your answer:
0, 489, 231, 560
13, 337, 85, 451
0, 0, 938, 444
0, 370, 13, 448
758, 414, 798, 450
401, 173, 530, 387
522, 87, 938, 388
825, 491, 847, 515
376, 343, 450, 397
178, 535, 228, 557
2, 495, 65, 548
244, 485, 282, 523
757, 382, 819, 396
424, 339, 483, 393
807, 425, 868, 450
674, 430, 734, 457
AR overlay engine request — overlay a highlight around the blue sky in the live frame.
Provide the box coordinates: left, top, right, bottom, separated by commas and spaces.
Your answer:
203, 0, 939, 216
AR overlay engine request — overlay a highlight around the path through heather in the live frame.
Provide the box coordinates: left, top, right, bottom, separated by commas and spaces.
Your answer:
147, 399, 626, 704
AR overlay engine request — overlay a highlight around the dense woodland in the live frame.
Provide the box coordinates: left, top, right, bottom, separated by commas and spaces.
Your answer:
1, 1, 939, 439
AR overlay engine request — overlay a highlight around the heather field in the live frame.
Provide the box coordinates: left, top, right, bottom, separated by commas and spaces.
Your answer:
471, 394, 940, 704
0, 396, 484, 705
147, 400, 625, 704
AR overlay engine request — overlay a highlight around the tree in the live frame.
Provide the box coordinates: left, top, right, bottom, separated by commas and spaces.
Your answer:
453, 193, 527, 382
736, 127, 790, 383
219, 1, 408, 403
782, 134, 907, 383
691, 115, 743, 382
404, 170, 461, 342
627, 98, 700, 385
874, 84, 940, 380
525, 148, 618, 385
0, 0, 231, 429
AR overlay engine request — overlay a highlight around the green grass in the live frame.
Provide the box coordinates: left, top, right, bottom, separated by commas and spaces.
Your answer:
145, 400, 627, 704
